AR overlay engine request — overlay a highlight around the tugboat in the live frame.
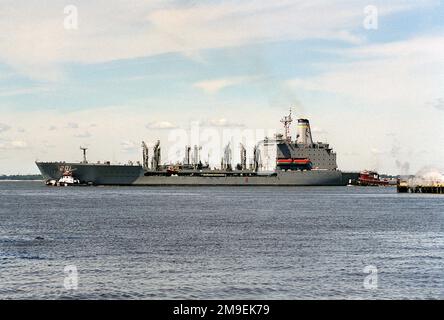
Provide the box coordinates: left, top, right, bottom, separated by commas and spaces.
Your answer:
46, 168, 80, 186
357, 170, 391, 186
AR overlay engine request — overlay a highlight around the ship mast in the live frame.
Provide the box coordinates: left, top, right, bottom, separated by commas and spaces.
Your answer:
280, 108, 293, 142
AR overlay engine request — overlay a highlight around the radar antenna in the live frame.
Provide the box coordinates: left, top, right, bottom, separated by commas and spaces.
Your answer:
280, 108, 293, 142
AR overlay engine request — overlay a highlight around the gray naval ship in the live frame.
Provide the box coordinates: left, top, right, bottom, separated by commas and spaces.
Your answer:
36, 111, 358, 186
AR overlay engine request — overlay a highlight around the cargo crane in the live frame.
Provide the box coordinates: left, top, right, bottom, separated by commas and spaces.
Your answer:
151, 140, 161, 170
240, 143, 247, 170
222, 143, 232, 171
184, 145, 191, 166
141, 141, 149, 170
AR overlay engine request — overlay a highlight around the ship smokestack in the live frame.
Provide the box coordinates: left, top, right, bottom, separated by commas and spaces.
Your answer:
296, 119, 313, 145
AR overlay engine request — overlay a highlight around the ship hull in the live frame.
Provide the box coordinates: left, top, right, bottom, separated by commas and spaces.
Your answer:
36, 162, 144, 185
133, 170, 343, 186
36, 162, 351, 186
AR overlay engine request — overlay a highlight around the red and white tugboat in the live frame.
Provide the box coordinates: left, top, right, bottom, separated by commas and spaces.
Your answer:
357, 170, 390, 186
46, 168, 80, 186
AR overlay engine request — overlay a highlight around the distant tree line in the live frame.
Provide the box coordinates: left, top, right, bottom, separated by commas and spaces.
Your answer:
0, 174, 43, 180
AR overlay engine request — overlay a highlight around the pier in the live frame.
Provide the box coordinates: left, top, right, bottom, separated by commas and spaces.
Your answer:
397, 181, 444, 194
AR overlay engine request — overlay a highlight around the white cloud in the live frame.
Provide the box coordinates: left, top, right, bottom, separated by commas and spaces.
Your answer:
10, 140, 28, 149
194, 76, 256, 94
0, 86, 52, 97
311, 126, 327, 135
194, 79, 237, 94
0, 0, 437, 80
67, 122, 79, 129
0, 139, 28, 150
202, 118, 245, 128
370, 147, 385, 155
120, 140, 138, 152
74, 131, 91, 138
0, 123, 11, 133
430, 98, 444, 111
287, 35, 444, 107
146, 121, 178, 129
42, 140, 56, 149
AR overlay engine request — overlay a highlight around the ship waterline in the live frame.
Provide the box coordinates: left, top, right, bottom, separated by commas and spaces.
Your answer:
36, 161, 350, 186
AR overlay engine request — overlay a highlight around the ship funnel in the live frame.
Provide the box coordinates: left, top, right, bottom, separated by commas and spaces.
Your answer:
296, 119, 313, 145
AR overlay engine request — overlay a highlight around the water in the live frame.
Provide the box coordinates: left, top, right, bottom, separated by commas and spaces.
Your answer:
0, 181, 442, 299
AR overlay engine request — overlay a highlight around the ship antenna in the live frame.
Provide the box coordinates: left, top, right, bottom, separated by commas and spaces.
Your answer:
280, 108, 293, 142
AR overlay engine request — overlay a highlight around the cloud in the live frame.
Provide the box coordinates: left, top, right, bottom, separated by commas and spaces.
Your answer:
0, 123, 11, 133
120, 140, 138, 152
74, 131, 91, 138
67, 122, 79, 129
202, 118, 245, 128
10, 140, 28, 149
193, 76, 255, 93
146, 121, 178, 129
430, 98, 444, 111
287, 35, 444, 107
194, 79, 238, 94
0, 86, 52, 97
311, 126, 327, 135
42, 140, 56, 149
370, 148, 385, 155
0, 139, 28, 150
0, 0, 437, 80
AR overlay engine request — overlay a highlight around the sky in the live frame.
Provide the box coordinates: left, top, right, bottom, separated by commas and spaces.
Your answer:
0, 0, 443, 174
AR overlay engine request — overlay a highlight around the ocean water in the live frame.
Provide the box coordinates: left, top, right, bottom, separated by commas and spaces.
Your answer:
0, 181, 442, 300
